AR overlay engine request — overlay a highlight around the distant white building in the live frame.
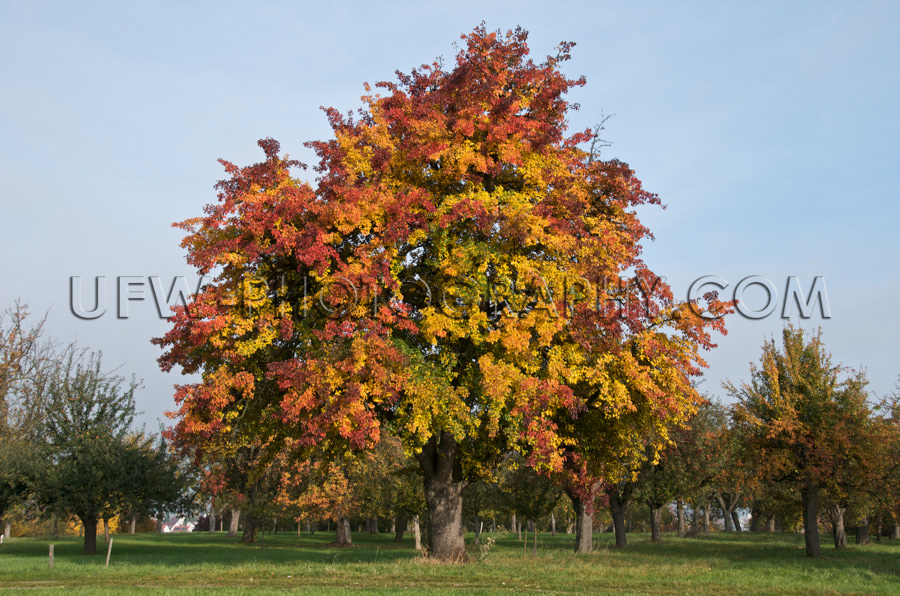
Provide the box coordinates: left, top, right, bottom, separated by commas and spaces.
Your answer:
160, 516, 196, 533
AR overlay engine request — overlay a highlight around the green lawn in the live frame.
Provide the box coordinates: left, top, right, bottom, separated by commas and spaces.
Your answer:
0, 530, 898, 594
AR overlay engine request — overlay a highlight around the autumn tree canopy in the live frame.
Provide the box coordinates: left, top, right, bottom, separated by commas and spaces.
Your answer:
155, 25, 727, 560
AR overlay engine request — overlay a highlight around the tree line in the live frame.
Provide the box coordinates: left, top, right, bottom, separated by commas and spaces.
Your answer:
3, 299, 897, 559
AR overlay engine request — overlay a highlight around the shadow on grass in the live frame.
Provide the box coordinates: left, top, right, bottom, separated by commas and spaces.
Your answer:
1, 531, 419, 567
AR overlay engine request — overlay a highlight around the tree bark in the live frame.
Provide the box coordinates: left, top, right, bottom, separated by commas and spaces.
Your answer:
856, 516, 870, 545
567, 491, 593, 554
676, 500, 686, 538
766, 514, 776, 533
129, 514, 136, 535
228, 509, 240, 538
649, 503, 662, 543
608, 485, 629, 548
103, 517, 110, 542
550, 512, 556, 536
335, 517, 352, 546
416, 431, 466, 561
52, 514, 60, 539
749, 509, 761, 532
828, 505, 846, 549
412, 514, 423, 552
394, 512, 407, 542
209, 499, 216, 534
716, 493, 734, 532
892, 523, 900, 540
512, 512, 521, 540
801, 481, 821, 557
731, 510, 743, 532
240, 512, 258, 543
82, 517, 98, 555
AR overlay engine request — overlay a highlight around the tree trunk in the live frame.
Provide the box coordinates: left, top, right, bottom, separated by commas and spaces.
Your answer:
2, 520, 10, 539
228, 509, 240, 538
335, 517, 352, 546
394, 512, 407, 542
676, 500, 686, 538
52, 514, 60, 539
103, 517, 110, 542
416, 431, 466, 561
82, 517, 98, 555
473, 516, 483, 545
551, 512, 556, 536
856, 516, 870, 545
567, 492, 593, 554
716, 493, 734, 532
649, 503, 662, 543
129, 514, 136, 535
749, 509, 761, 532
412, 514, 423, 552
731, 510, 743, 532
240, 513, 257, 543
828, 505, 847, 549
801, 481, 822, 557
702, 506, 711, 535
892, 523, 900, 540
766, 514, 776, 533
512, 512, 521, 540
608, 485, 628, 548
209, 499, 216, 534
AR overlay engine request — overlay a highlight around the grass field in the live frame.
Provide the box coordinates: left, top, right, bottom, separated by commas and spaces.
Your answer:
1, 530, 898, 594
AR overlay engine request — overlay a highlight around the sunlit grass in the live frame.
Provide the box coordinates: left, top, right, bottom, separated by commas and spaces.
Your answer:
1, 530, 898, 594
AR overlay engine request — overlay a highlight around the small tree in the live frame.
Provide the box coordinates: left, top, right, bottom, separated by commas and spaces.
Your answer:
40, 351, 140, 554
0, 301, 55, 524
729, 326, 871, 557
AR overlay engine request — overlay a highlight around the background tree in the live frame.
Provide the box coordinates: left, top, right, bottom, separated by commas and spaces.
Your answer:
117, 432, 188, 536
0, 302, 55, 526
729, 326, 871, 557
493, 452, 562, 554
38, 351, 150, 554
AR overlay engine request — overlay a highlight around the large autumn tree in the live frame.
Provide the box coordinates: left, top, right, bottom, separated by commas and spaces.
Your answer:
155, 25, 726, 561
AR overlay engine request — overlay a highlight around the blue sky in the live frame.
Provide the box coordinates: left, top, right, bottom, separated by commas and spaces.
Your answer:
2, 1, 898, 428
